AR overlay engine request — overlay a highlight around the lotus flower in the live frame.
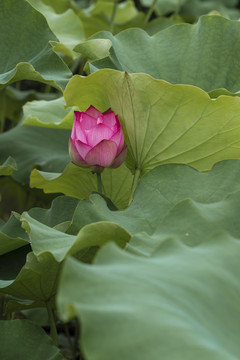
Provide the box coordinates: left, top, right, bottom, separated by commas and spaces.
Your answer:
69, 105, 127, 173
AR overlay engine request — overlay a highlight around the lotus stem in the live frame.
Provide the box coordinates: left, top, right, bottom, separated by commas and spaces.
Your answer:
97, 172, 102, 193
46, 301, 58, 347
142, 0, 157, 29
110, 0, 118, 33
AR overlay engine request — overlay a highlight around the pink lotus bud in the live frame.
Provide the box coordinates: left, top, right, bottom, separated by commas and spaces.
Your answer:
69, 105, 127, 173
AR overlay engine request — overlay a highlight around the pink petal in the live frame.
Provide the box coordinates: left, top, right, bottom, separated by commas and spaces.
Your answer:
102, 111, 117, 128
110, 144, 127, 168
80, 113, 97, 130
69, 138, 88, 167
85, 105, 102, 119
75, 140, 92, 160
110, 128, 124, 154
85, 140, 118, 167
71, 111, 81, 140
86, 124, 114, 147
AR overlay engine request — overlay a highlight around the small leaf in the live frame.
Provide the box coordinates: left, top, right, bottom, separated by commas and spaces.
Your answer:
0, 157, 17, 176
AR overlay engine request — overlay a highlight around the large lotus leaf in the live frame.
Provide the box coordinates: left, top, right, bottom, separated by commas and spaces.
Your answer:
0, 157, 17, 176
68, 160, 240, 236
27, 0, 84, 58
0, 213, 29, 255
84, 16, 240, 94
64, 70, 240, 175
30, 163, 133, 209
57, 234, 240, 360
20, 210, 130, 262
22, 97, 76, 129
0, 0, 71, 91
0, 319, 64, 360
149, 192, 240, 247
0, 251, 60, 301
0, 123, 70, 184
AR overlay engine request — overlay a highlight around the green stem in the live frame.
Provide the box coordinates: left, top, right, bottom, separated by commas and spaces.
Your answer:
46, 301, 58, 347
110, 0, 118, 33
142, 0, 157, 29
97, 172, 102, 194
174, 0, 182, 15
128, 168, 141, 206
0, 295, 6, 320
73, 319, 80, 359
0, 90, 6, 133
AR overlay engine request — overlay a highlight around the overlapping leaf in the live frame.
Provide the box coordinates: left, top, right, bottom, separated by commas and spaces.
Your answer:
27, 0, 84, 58
0, 0, 71, 91
81, 16, 240, 94
0, 320, 64, 360
0, 157, 17, 176
57, 233, 240, 360
22, 97, 75, 129
0, 123, 70, 184
68, 160, 240, 238
77, 0, 144, 38
30, 163, 133, 209
64, 70, 240, 174
0, 213, 29, 255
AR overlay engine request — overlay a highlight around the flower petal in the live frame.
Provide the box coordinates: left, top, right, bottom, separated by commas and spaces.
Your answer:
110, 128, 124, 154
102, 111, 117, 128
80, 113, 97, 130
69, 138, 88, 167
71, 111, 81, 140
110, 145, 127, 168
75, 140, 92, 160
85, 105, 102, 119
72, 112, 87, 143
86, 124, 114, 147
85, 140, 118, 167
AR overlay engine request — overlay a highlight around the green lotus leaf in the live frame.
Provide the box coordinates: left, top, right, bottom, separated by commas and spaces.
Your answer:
22, 97, 76, 129
140, 0, 239, 19
180, 0, 240, 20
0, 0, 71, 91
0, 319, 64, 360
74, 39, 112, 61
28, 195, 79, 228
30, 163, 133, 209
0, 122, 70, 184
64, 70, 240, 175
140, 0, 187, 15
19, 209, 130, 263
3, 86, 58, 126
146, 15, 183, 35
68, 160, 240, 238
0, 213, 29, 256
0, 251, 60, 301
27, 0, 84, 59
42, 0, 70, 13
0, 157, 17, 176
85, 16, 240, 94
57, 234, 240, 360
